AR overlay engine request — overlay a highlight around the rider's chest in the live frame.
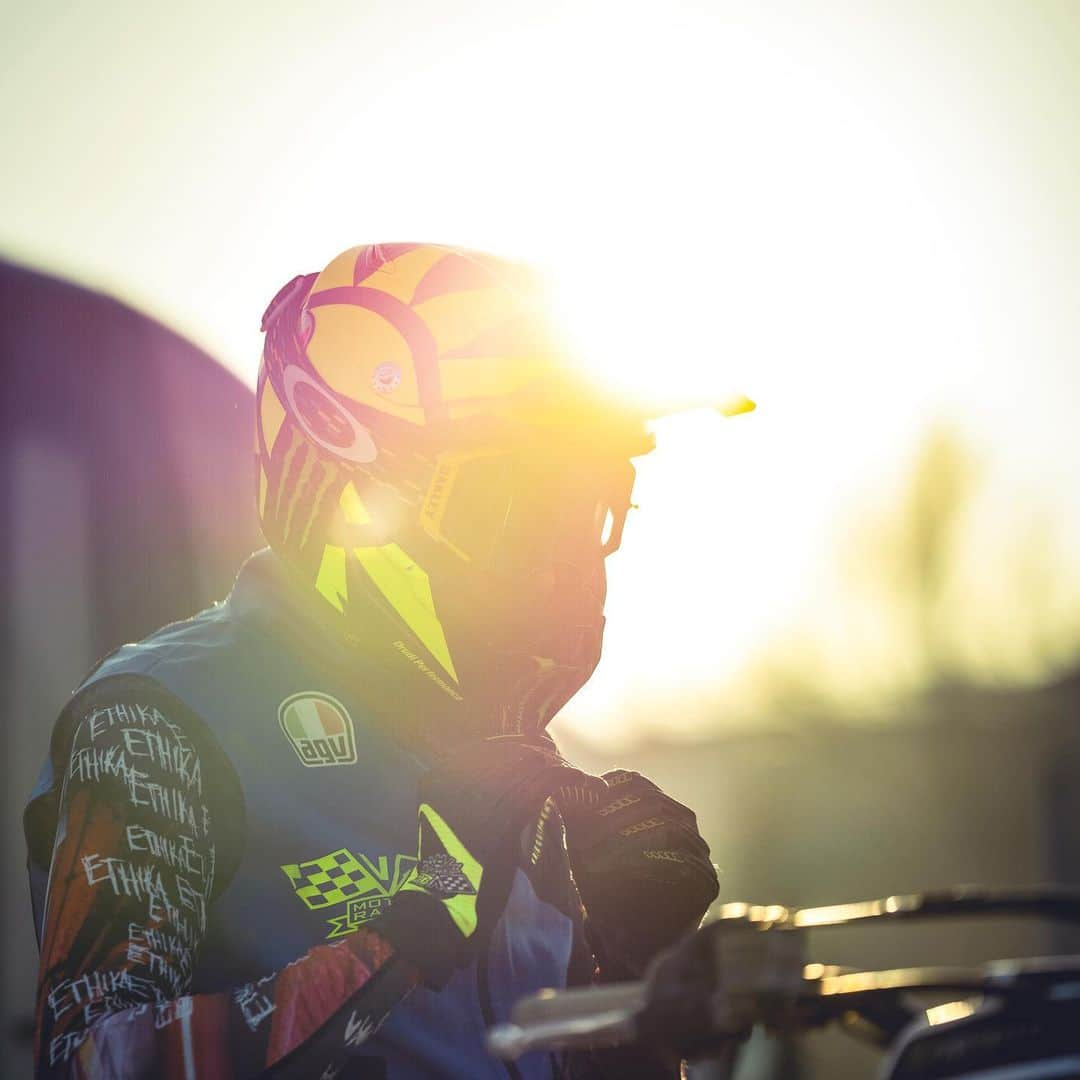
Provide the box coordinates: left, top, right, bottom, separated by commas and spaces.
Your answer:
195, 680, 431, 985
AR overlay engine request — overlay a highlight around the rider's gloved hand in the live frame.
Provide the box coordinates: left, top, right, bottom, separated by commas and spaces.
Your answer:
559, 769, 719, 980
373, 736, 609, 987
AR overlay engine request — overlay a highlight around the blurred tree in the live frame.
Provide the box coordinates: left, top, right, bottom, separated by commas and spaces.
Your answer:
894, 423, 979, 682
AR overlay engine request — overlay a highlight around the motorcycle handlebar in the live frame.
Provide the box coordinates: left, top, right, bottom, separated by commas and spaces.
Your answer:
487, 983, 646, 1060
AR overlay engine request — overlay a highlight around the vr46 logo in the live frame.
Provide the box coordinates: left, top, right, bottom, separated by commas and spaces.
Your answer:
279, 692, 357, 767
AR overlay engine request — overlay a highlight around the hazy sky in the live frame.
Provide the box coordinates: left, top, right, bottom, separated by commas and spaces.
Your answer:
5, 1, 1079, 742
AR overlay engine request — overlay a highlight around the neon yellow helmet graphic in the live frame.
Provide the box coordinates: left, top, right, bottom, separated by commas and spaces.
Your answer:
256, 243, 747, 733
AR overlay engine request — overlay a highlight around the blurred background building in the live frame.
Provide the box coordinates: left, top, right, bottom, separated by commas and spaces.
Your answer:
4, 2, 1080, 1076
0, 262, 260, 1074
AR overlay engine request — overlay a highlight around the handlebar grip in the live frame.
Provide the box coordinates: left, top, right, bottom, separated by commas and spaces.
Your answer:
513, 982, 646, 1024
488, 982, 647, 1060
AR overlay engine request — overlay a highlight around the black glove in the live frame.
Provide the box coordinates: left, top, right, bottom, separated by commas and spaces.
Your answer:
560, 769, 719, 980
374, 736, 608, 987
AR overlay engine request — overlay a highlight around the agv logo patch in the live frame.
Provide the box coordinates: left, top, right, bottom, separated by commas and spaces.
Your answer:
279, 692, 357, 767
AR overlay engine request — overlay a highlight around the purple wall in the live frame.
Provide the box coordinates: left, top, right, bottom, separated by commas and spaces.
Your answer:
0, 259, 261, 1071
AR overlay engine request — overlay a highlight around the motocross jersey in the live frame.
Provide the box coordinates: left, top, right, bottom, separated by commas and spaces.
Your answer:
25, 549, 594, 1078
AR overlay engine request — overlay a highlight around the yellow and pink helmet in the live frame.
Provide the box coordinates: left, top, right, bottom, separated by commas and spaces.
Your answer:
256, 243, 656, 731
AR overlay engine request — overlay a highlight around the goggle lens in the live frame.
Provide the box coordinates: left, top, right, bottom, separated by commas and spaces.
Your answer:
426, 451, 635, 566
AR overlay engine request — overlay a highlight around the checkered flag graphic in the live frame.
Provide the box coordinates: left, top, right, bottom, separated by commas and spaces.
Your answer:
413, 853, 476, 897
282, 848, 373, 910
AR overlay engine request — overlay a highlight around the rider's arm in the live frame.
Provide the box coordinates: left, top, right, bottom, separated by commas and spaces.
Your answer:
555, 768, 709, 1080
33, 682, 417, 1078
